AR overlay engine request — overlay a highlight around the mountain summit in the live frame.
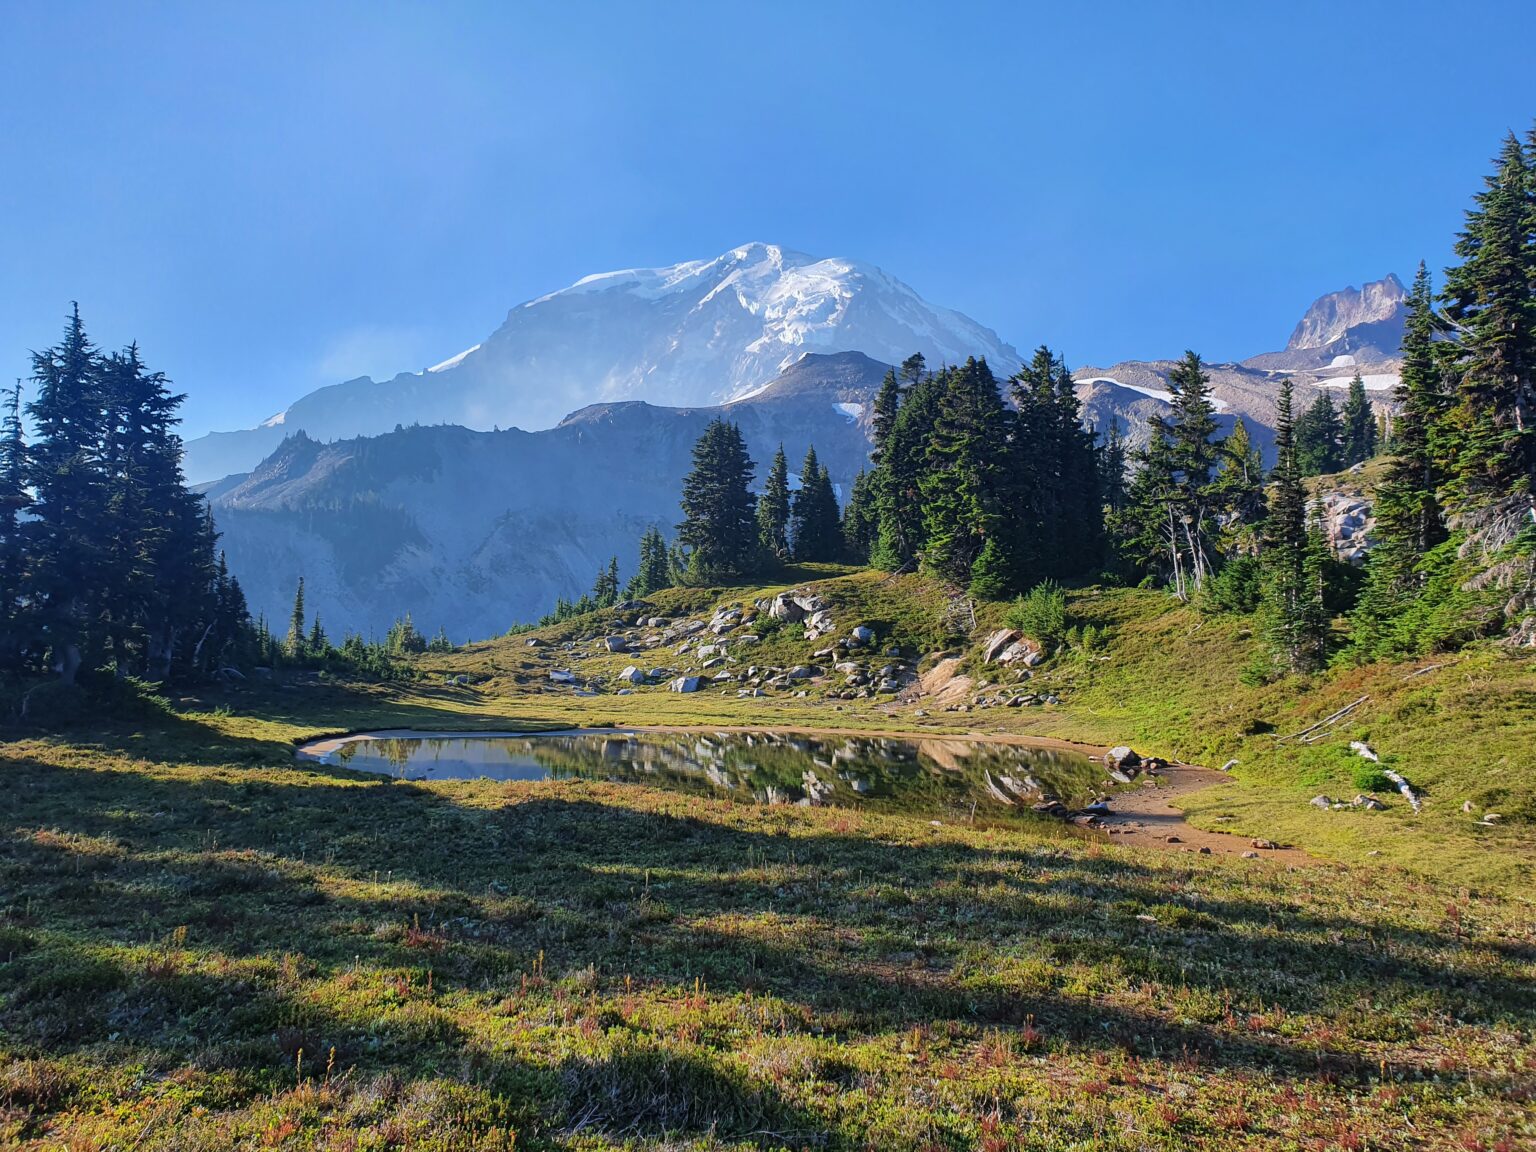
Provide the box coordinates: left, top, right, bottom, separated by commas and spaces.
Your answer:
183, 243, 1021, 483
1286, 273, 1407, 351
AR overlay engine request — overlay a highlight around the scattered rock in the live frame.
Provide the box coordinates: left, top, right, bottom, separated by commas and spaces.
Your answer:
548, 669, 577, 684
667, 676, 704, 693
603, 636, 628, 653
1241, 851, 1260, 859
1250, 838, 1278, 850
850, 625, 874, 647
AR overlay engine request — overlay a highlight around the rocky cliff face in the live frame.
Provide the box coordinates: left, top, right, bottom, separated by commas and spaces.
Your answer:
210, 352, 889, 640
1287, 274, 1406, 350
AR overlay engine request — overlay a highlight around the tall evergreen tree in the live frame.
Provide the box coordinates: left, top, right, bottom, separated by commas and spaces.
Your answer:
625, 525, 672, 598
676, 418, 759, 581
1295, 391, 1344, 476
592, 556, 620, 607
870, 370, 944, 570
840, 468, 879, 563
1440, 131, 1536, 497
790, 446, 841, 562
870, 371, 901, 463
0, 383, 30, 664
1340, 373, 1377, 466
286, 577, 307, 659
1098, 418, 1128, 514
1260, 380, 1328, 673
756, 444, 792, 561
1351, 263, 1452, 655
899, 353, 927, 387
24, 305, 109, 683
919, 359, 1015, 587
1122, 351, 1222, 598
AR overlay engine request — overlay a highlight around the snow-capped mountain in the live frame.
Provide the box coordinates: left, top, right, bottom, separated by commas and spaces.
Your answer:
183, 243, 1021, 483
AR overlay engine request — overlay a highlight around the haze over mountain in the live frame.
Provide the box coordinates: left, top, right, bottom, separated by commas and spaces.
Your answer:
205, 257, 1408, 641
185, 243, 1022, 484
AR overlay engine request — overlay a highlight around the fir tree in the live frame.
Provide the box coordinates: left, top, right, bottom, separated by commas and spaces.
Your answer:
625, 525, 672, 598
307, 616, 328, 656
1098, 418, 1128, 514
1295, 391, 1344, 476
919, 358, 1014, 587
592, 556, 619, 608
286, 577, 307, 660
1440, 131, 1536, 496
789, 446, 840, 562
1122, 351, 1222, 598
840, 468, 879, 562
1340, 373, 1377, 466
756, 444, 791, 561
0, 383, 31, 664
1351, 263, 1451, 656
1259, 380, 1328, 673
899, 353, 927, 387
676, 418, 759, 581
24, 305, 108, 683
1210, 415, 1266, 555
870, 371, 901, 463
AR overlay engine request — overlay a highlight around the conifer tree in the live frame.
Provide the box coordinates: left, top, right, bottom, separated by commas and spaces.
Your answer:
1122, 351, 1222, 597
24, 305, 108, 683
676, 418, 759, 581
1210, 416, 1266, 554
840, 468, 879, 562
899, 353, 927, 387
592, 556, 619, 607
870, 370, 943, 570
1259, 380, 1328, 673
1098, 418, 1128, 514
308, 616, 328, 656
1295, 391, 1344, 476
286, 577, 307, 659
756, 444, 791, 561
1351, 263, 1451, 655
870, 372, 901, 463
790, 446, 840, 562
625, 525, 672, 597
0, 383, 30, 664
1340, 373, 1377, 465
920, 358, 1014, 587
1440, 131, 1536, 496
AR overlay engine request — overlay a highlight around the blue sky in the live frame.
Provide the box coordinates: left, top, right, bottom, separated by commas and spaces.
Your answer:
2, 0, 1533, 438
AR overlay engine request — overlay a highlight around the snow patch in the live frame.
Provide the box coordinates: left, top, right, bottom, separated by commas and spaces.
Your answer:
428, 344, 481, 373
834, 401, 864, 422
260, 411, 287, 428
1318, 373, 1399, 392
1329, 354, 1358, 368
1079, 376, 1229, 410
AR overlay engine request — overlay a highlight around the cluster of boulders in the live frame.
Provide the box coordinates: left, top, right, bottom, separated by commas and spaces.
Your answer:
980, 628, 1044, 668
761, 589, 839, 641
1313, 490, 1376, 566
514, 589, 917, 700
1311, 793, 1389, 811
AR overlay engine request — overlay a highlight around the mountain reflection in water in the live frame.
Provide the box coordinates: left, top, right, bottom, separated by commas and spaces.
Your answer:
325, 731, 1107, 824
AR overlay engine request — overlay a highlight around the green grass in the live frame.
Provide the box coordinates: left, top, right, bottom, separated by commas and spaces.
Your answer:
2, 564, 1533, 1148
2, 700, 1534, 1149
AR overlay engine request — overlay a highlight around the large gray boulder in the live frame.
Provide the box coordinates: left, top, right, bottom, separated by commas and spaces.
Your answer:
668, 675, 704, 693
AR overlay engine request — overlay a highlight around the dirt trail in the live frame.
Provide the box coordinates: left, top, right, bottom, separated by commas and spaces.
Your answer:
1100, 764, 1317, 865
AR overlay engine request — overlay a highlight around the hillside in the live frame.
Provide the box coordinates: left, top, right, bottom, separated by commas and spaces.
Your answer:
2, 568, 1531, 1150
208, 353, 889, 639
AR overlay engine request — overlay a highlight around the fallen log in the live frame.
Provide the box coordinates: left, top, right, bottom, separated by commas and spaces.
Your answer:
1278, 695, 1369, 743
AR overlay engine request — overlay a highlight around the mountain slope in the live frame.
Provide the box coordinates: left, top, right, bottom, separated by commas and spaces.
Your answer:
184, 244, 1021, 483
210, 352, 890, 639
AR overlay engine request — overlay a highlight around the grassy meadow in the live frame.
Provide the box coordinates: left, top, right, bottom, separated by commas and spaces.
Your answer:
2, 566, 1534, 1149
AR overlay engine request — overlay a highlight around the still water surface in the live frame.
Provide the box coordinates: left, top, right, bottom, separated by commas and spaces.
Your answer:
311, 730, 1107, 824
